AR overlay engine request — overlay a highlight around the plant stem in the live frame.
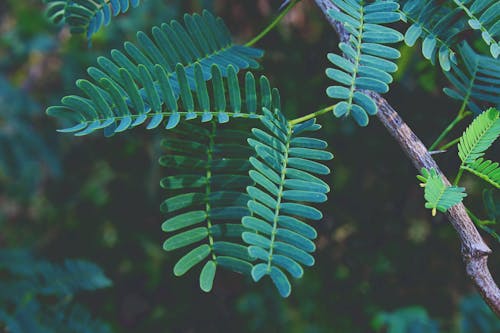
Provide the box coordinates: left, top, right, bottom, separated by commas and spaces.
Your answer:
314, 0, 500, 317
454, 167, 465, 185
429, 109, 471, 151
289, 104, 335, 126
439, 137, 461, 151
245, 0, 300, 47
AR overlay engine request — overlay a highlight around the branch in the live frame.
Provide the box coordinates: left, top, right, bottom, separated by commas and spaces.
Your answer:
313, 0, 500, 316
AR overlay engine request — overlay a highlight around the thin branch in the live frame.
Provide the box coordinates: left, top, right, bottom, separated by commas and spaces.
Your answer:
313, 0, 500, 316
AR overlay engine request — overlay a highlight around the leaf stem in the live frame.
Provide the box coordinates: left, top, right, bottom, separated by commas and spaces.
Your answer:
454, 168, 465, 185
429, 108, 471, 151
289, 104, 336, 126
438, 137, 461, 151
245, 0, 300, 47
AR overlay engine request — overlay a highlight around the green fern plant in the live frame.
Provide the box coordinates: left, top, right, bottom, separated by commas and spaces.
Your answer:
325, 0, 403, 126
43, 0, 500, 304
452, 0, 500, 58
243, 108, 332, 297
44, 0, 141, 41
417, 168, 467, 216
457, 108, 500, 187
462, 158, 500, 189
159, 121, 256, 292
401, 0, 467, 71
46, 11, 264, 136
417, 108, 499, 219
458, 108, 500, 165
444, 43, 500, 114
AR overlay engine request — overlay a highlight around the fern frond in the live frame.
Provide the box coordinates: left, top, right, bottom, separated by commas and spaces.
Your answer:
452, 0, 500, 58
47, 63, 275, 136
444, 43, 500, 114
44, 0, 141, 41
401, 0, 467, 71
458, 108, 500, 164
160, 121, 257, 292
462, 158, 500, 188
419, 168, 467, 216
0, 250, 112, 332
47, 12, 266, 136
37, 259, 112, 296
326, 0, 403, 126
242, 108, 332, 297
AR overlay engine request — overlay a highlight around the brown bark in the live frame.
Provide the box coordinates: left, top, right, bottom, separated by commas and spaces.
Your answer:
313, 0, 500, 316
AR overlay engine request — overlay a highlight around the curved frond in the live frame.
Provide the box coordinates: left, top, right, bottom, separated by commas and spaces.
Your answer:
242, 108, 333, 297
444, 43, 500, 114
419, 168, 467, 216
44, 0, 141, 41
326, 0, 403, 126
401, 0, 467, 71
452, 0, 500, 58
47, 12, 266, 136
462, 158, 500, 188
47, 63, 277, 136
160, 121, 256, 292
458, 108, 500, 164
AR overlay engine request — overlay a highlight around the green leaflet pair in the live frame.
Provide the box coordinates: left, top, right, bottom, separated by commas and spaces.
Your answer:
160, 108, 333, 297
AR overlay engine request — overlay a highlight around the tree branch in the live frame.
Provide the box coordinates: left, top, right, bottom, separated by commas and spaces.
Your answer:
313, 0, 500, 316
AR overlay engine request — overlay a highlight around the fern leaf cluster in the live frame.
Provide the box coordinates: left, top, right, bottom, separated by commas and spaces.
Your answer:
418, 168, 467, 216
463, 158, 500, 189
444, 43, 500, 114
160, 121, 256, 291
458, 107, 500, 187
0, 250, 112, 332
44, 0, 140, 41
45, 9, 335, 297
326, 0, 403, 126
458, 108, 500, 164
243, 108, 332, 297
46, 11, 264, 136
452, 0, 500, 58
401, 0, 466, 71
159, 109, 333, 296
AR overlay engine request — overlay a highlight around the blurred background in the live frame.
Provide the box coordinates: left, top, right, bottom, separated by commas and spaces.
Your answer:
0, 0, 499, 332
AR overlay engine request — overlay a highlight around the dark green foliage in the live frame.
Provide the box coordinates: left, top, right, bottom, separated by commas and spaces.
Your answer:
46, 11, 264, 136
418, 168, 467, 216
444, 44, 500, 114
326, 0, 403, 126
0, 76, 60, 193
0, 249, 112, 333
44, 0, 141, 41
460, 294, 500, 333
372, 306, 439, 333
401, 0, 467, 71
243, 108, 332, 297
373, 295, 500, 333
160, 121, 255, 291
452, 0, 500, 58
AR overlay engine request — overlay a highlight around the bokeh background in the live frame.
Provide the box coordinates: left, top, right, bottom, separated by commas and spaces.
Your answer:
1, 0, 499, 332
